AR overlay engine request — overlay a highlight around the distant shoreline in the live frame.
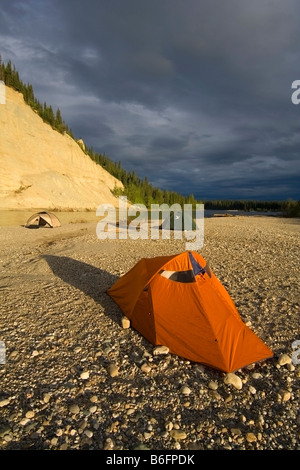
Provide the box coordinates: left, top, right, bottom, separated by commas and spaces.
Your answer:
0, 208, 284, 228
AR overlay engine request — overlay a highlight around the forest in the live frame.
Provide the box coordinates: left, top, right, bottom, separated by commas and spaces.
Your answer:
1, 56, 299, 216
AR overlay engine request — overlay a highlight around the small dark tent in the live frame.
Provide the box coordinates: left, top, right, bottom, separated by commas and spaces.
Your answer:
107, 251, 273, 373
25, 211, 61, 228
159, 211, 197, 231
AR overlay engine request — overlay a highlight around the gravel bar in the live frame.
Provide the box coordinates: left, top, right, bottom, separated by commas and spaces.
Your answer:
0, 215, 299, 450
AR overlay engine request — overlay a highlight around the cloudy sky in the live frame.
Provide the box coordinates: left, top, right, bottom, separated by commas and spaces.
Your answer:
1, 0, 300, 200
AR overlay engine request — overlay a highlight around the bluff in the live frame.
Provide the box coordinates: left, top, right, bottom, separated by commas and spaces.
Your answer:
0, 86, 123, 210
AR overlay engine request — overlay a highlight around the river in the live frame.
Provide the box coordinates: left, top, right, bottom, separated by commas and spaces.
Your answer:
0, 209, 281, 227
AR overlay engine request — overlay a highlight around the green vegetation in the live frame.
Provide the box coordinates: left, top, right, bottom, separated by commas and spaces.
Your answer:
203, 199, 283, 212
85, 146, 198, 207
1, 55, 299, 215
281, 199, 300, 218
204, 199, 300, 217
0, 56, 73, 137
0, 55, 196, 208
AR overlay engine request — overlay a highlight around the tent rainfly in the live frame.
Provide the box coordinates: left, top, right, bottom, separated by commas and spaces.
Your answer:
25, 211, 61, 228
107, 251, 273, 373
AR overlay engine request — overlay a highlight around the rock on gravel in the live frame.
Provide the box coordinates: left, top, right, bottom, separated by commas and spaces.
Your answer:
277, 354, 292, 366
107, 363, 119, 377
224, 373, 243, 390
121, 316, 130, 329
153, 346, 170, 355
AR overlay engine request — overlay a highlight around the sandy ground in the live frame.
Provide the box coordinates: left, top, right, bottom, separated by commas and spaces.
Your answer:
0, 215, 299, 450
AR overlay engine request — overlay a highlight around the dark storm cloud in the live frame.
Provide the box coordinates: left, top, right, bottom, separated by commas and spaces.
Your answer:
1, 0, 300, 199
149, 136, 188, 153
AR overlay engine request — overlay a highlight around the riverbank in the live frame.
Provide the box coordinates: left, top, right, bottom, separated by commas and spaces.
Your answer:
0, 216, 299, 450
0, 208, 284, 228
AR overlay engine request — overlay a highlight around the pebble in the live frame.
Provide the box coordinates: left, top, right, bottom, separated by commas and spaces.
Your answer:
225, 394, 233, 403
69, 404, 80, 415
170, 430, 187, 440
107, 363, 119, 377
43, 393, 51, 404
0, 425, 11, 438
84, 429, 93, 438
210, 390, 222, 401
224, 373, 243, 390
208, 381, 218, 390
103, 438, 114, 450
246, 433, 257, 443
121, 316, 130, 329
277, 354, 292, 366
165, 422, 173, 431
0, 399, 10, 408
140, 362, 151, 373
278, 389, 291, 402
20, 418, 30, 426
153, 345, 169, 355
80, 371, 90, 380
231, 428, 242, 436
252, 372, 262, 379
180, 385, 191, 395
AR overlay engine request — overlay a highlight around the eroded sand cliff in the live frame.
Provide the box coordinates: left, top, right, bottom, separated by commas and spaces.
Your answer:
0, 86, 123, 210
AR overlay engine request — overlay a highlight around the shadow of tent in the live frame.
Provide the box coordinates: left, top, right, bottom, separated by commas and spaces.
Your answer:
42, 255, 120, 322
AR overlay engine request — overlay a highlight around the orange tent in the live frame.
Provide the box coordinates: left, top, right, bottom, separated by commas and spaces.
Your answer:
107, 251, 273, 372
